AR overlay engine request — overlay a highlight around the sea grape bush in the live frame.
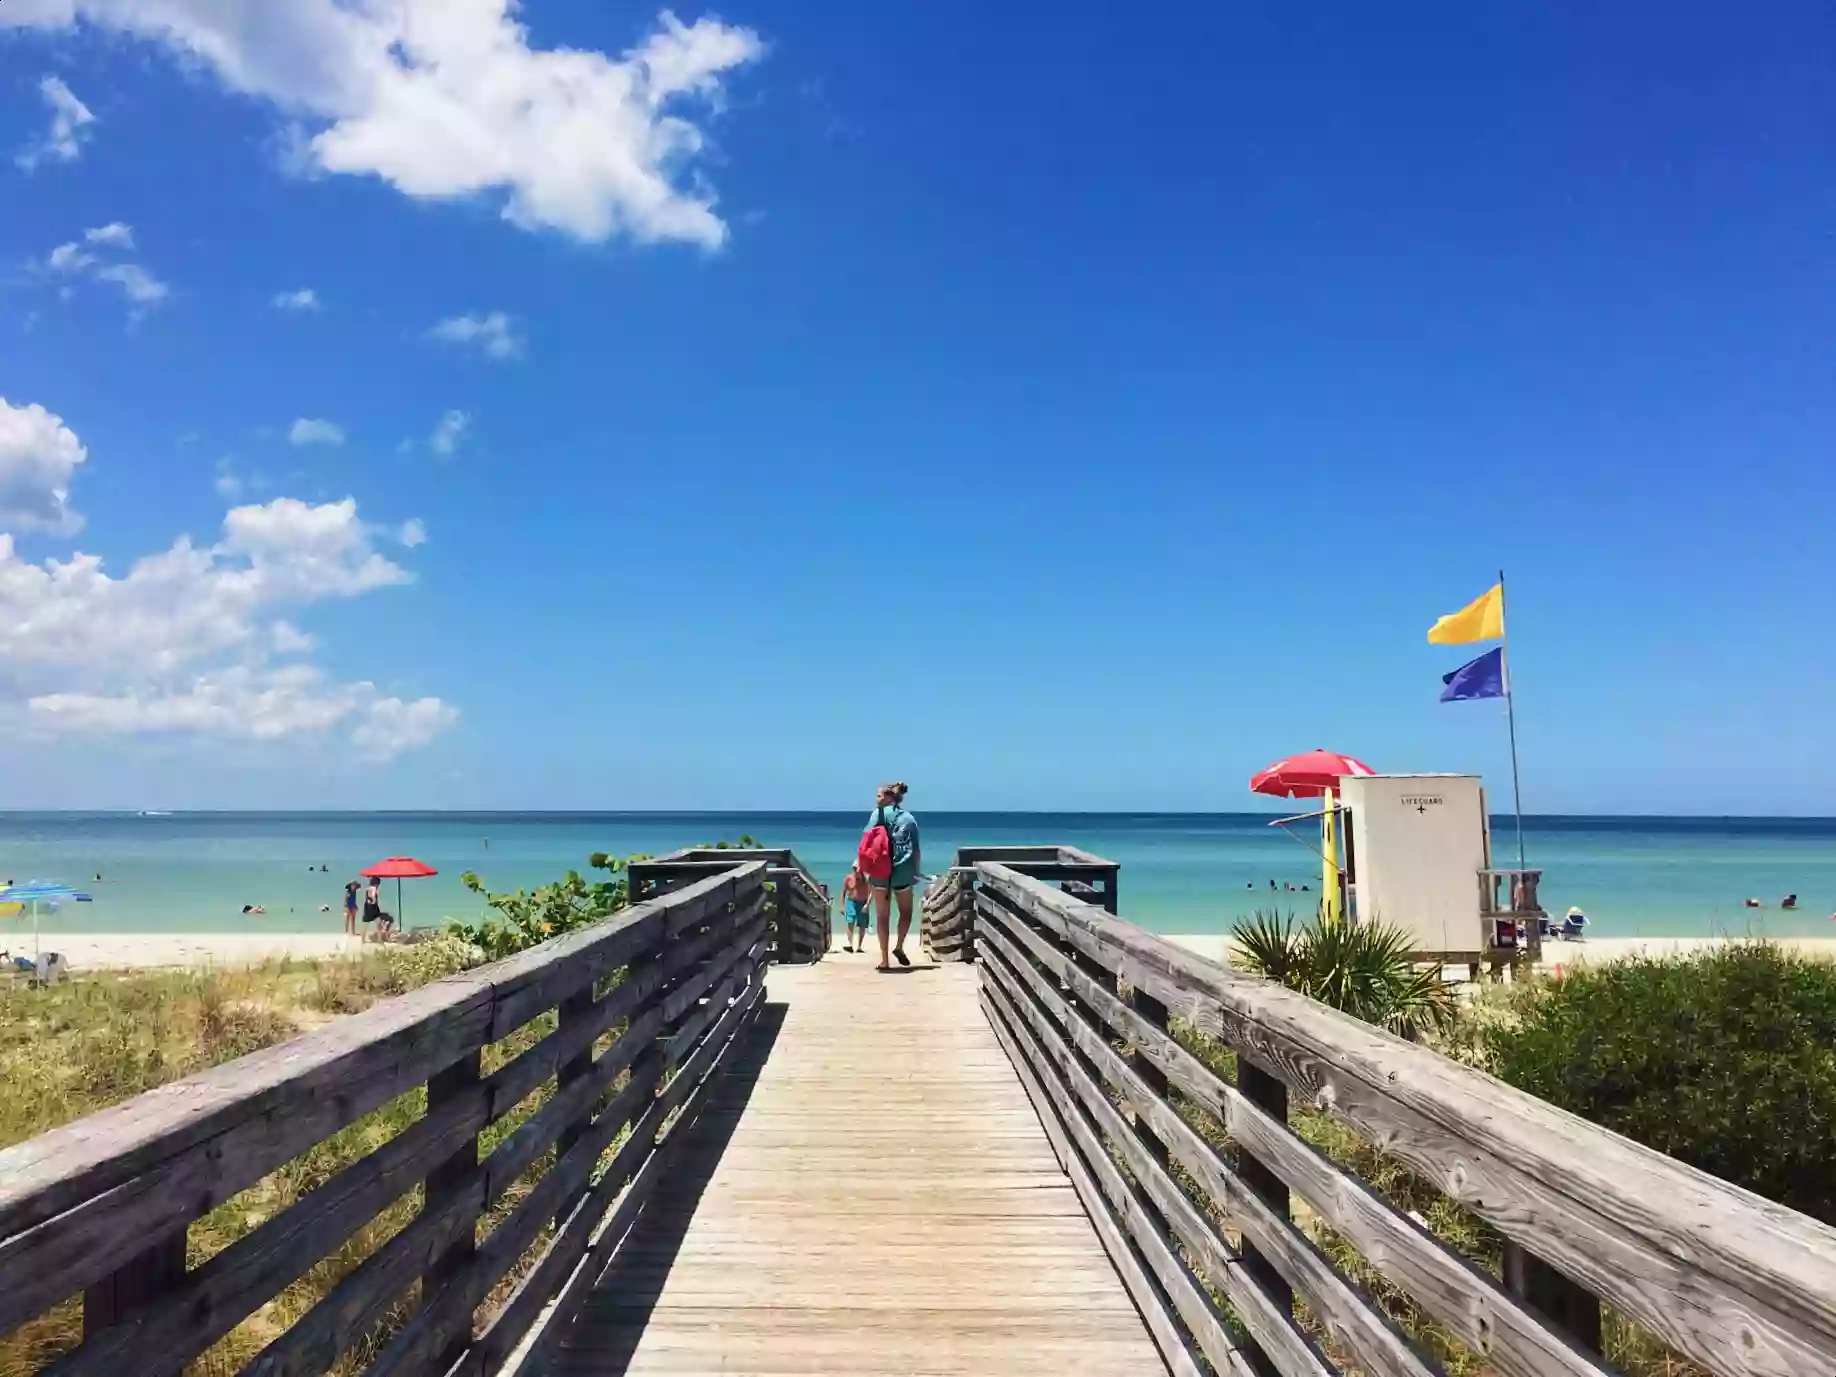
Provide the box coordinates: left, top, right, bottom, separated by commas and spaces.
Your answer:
448, 837, 762, 961
1487, 942, 1836, 1224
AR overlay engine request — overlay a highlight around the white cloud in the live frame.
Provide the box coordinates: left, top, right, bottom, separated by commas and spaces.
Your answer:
351, 693, 457, 754
33, 666, 456, 756
0, 429, 454, 756
288, 417, 345, 447
0, 397, 86, 535
42, 224, 168, 313
397, 518, 427, 548
427, 313, 522, 361
270, 620, 315, 654
0, 494, 413, 681
1, 3, 764, 247
46, 242, 93, 274
429, 408, 470, 455
15, 75, 96, 169
272, 288, 320, 312
85, 222, 133, 248
94, 262, 169, 305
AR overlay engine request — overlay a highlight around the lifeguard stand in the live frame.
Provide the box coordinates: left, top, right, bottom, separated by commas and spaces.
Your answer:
1338, 773, 1542, 978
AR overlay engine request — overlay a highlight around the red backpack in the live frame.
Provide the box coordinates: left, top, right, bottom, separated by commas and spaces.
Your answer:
857, 807, 894, 880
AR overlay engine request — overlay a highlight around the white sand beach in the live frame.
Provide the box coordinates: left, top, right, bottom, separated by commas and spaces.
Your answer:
6, 932, 366, 971
1167, 932, 1836, 973
16, 929, 1836, 977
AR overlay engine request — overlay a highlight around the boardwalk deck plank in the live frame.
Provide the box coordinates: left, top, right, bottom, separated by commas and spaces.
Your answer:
550, 959, 1166, 1376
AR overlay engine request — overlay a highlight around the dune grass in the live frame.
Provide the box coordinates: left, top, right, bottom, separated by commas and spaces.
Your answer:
0, 939, 483, 1377
1169, 989, 1712, 1377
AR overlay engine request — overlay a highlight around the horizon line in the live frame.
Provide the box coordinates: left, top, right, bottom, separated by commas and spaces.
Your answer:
0, 808, 1832, 822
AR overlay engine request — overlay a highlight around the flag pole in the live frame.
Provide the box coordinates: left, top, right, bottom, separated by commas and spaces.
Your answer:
1499, 568, 1528, 874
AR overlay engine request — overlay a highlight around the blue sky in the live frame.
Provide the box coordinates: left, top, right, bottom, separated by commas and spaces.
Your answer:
0, 1, 1831, 813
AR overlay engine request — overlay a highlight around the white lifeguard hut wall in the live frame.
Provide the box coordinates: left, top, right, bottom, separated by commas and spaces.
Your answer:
1340, 774, 1491, 956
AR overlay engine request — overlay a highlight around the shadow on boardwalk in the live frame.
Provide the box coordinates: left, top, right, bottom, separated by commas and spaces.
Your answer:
554, 1000, 787, 1373
548, 962, 1164, 1377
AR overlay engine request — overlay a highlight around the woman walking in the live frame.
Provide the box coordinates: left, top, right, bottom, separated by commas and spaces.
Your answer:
863, 781, 921, 970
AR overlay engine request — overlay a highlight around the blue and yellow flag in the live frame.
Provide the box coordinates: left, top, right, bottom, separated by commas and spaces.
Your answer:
1440, 647, 1506, 702
1427, 583, 1503, 645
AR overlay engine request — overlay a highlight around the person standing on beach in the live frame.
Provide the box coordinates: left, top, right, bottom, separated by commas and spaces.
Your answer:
342, 880, 360, 937
864, 781, 921, 970
362, 878, 383, 939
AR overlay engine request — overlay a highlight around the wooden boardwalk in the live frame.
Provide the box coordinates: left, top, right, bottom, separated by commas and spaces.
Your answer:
550, 956, 1165, 1376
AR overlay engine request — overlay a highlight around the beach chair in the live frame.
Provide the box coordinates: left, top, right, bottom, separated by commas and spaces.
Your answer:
1561, 911, 1588, 940
4, 951, 67, 985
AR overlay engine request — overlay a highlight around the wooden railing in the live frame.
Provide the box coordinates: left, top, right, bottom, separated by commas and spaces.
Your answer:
629, 847, 830, 964
924, 845, 1122, 962
920, 870, 976, 963
969, 860, 1836, 1377
0, 864, 771, 1377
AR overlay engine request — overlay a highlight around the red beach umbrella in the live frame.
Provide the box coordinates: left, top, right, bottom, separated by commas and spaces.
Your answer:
1249, 749, 1376, 799
361, 856, 438, 928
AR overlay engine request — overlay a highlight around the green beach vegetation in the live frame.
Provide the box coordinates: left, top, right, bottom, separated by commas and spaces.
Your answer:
1230, 909, 1458, 1039
1483, 942, 1836, 1227
0, 938, 484, 1377
448, 837, 762, 959
1210, 922, 1836, 1374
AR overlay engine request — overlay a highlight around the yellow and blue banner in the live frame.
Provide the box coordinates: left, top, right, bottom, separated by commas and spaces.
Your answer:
1426, 583, 1504, 645
1440, 647, 1506, 702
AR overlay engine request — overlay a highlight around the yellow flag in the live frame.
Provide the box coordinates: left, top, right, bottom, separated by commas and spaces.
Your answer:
1427, 583, 1504, 644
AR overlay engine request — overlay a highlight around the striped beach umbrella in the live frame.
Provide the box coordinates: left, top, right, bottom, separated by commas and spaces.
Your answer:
0, 880, 92, 970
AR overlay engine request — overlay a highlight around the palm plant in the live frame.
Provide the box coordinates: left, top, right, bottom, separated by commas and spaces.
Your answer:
1231, 909, 1455, 1039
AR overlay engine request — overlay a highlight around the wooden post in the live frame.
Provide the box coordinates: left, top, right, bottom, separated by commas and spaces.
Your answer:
84, 1227, 189, 1374
553, 985, 595, 1227
423, 1049, 483, 1372
1235, 1056, 1293, 1377
767, 873, 786, 963
1126, 985, 1171, 1174
1504, 1243, 1604, 1353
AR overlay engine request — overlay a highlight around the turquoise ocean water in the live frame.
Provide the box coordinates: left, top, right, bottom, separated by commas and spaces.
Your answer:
2, 812, 1834, 942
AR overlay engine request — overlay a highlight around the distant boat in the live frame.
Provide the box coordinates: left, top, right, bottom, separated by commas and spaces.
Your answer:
138, 810, 174, 817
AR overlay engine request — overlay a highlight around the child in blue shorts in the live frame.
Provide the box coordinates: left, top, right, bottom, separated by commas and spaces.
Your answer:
840, 864, 874, 953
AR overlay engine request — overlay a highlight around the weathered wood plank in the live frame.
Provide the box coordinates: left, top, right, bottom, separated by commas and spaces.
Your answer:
492, 867, 760, 1038
977, 864, 1836, 1377
976, 884, 1608, 1377
239, 1172, 487, 1377
0, 870, 763, 1340
48, 1071, 495, 1377
381, 954, 765, 1377
980, 982, 1221, 1377
81, 1229, 187, 1376
503, 978, 769, 1377
658, 909, 763, 1022
424, 1049, 485, 1374
543, 958, 1162, 1377
375, 1058, 673, 1377
480, 1006, 665, 1212
979, 934, 1331, 1377
0, 972, 494, 1308
979, 914, 1437, 1377
475, 970, 767, 1377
